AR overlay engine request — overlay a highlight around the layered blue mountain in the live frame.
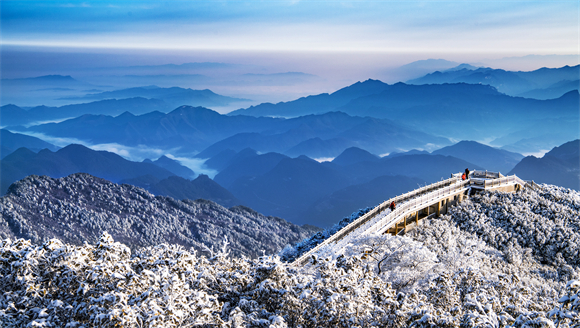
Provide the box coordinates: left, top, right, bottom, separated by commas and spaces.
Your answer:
213, 149, 290, 188
22, 106, 449, 158
119, 174, 241, 208
0, 129, 59, 159
1, 98, 168, 126
517, 79, 580, 100
229, 79, 391, 117
227, 156, 353, 224
196, 112, 449, 159
143, 155, 195, 179
226, 79, 579, 148
69, 86, 247, 108
431, 140, 523, 174
203, 149, 239, 171
1, 75, 86, 88
407, 65, 579, 98
386, 149, 430, 158
213, 147, 482, 226
386, 59, 461, 81
509, 140, 580, 190
0, 144, 175, 194
21, 106, 282, 154
1, 75, 98, 107
302, 175, 425, 227
331, 147, 380, 166
335, 84, 579, 141
489, 116, 579, 154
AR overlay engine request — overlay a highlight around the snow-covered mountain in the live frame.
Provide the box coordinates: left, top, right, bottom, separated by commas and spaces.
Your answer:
0, 173, 319, 258
0, 179, 578, 326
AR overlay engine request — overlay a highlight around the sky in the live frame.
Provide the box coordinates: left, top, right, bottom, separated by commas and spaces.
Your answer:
0, 0, 578, 173
1, 0, 578, 105
2, 0, 578, 54
2, 1, 578, 67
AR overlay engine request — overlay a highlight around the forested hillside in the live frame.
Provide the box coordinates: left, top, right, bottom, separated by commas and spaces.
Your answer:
0, 173, 318, 258
0, 183, 578, 327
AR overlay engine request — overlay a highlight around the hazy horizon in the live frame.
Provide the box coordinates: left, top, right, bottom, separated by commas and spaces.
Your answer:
2, 1, 579, 109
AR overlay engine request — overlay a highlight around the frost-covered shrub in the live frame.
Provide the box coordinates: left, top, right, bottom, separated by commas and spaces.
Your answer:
443, 185, 580, 267
549, 280, 580, 327
337, 235, 438, 291
280, 206, 373, 262
0, 231, 575, 327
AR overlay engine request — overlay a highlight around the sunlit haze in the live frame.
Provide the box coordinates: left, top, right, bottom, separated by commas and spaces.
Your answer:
2, 1, 578, 99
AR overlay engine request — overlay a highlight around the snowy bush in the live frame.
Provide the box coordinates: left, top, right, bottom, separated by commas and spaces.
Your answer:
443, 185, 580, 268
2, 181, 580, 327
549, 280, 580, 327
0, 230, 576, 327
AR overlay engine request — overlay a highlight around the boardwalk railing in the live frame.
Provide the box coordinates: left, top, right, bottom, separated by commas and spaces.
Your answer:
292, 173, 528, 267
369, 179, 470, 235
471, 175, 526, 189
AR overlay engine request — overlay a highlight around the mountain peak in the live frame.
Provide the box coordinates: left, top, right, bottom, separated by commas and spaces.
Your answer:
333, 147, 379, 166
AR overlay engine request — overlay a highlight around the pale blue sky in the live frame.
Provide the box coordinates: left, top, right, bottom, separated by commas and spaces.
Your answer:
1, 0, 579, 102
2, 1, 578, 55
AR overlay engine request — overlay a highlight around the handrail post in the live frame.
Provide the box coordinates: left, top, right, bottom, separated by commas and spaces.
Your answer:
415, 211, 419, 225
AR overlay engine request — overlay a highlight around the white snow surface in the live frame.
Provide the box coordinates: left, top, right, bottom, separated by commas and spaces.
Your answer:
1, 184, 579, 327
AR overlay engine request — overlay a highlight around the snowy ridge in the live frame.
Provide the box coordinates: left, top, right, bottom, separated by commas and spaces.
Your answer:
0, 174, 319, 258
1, 183, 580, 327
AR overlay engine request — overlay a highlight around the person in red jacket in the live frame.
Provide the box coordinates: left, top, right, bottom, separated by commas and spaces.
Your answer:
389, 201, 396, 211
462, 173, 466, 180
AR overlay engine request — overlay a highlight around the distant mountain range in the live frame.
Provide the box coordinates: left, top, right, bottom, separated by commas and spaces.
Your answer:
1, 138, 576, 229
0, 129, 59, 159
407, 65, 579, 99
489, 117, 579, 154
0, 173, 319, 258
0, 143, 242, 208
120, 174, 241, 208
17, 106, 450, 158
0, 144, 175, 195
6, 75, 577, 156
203, 139, 558, 226
1, 85, 249, 127
509, 140, 580, 190
228, 80, 579, 147
229, 79, 392, 117
205, 145, 486, 226
384, 59, 462, 81
1, 75, 86, 86
0, 75, 98, 107
1, 98, 168, 126
66, 85, 248, 107
431, 140, 523, 174
142, 155, 195, 179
